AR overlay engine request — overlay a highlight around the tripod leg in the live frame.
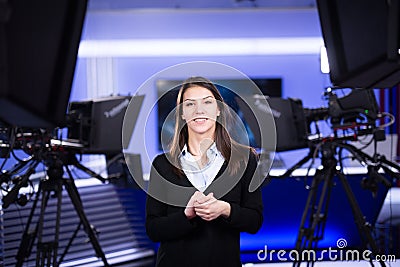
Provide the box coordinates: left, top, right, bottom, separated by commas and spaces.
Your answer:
36, 184, 52, 267
16, 181, 43, 267
337, 172, 386, 267
53, 179, 63, 267
293, 174, 320, 267
295, 173, 320, 247
63, 177, 109, 266
30, 178, 64, 267
58, 222, 82, 264
293, 163, 336, 267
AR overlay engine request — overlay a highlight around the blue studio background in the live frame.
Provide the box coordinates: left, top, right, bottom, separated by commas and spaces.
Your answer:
2, 2, 399, 266
69, 4, 398, 264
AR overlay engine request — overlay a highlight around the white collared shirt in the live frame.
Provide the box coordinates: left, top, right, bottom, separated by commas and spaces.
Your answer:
179, 143, 225, 192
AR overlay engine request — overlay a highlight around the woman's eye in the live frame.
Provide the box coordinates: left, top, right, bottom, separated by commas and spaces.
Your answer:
185, 102, 194, 107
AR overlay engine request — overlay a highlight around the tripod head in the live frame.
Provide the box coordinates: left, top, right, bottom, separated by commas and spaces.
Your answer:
0, 125, 108, 209
46, 157, 64, 181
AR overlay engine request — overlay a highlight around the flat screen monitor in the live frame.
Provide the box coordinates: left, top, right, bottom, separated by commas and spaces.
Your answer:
156, 78, 282, 151
317, 0, 400, 89
0, 0, 88, 128
236, 96, 309, 152
68, 95, 144, 155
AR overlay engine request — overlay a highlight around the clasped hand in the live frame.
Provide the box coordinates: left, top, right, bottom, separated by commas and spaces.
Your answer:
184, 191, 230, 221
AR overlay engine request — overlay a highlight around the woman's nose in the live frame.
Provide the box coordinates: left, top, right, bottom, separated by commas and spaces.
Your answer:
195, 102, 206, 114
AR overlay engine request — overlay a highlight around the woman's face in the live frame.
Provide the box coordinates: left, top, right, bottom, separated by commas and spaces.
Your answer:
181, 86, 220, 138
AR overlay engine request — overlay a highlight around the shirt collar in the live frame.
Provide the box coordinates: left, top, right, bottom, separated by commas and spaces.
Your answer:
180, 142, 220, 159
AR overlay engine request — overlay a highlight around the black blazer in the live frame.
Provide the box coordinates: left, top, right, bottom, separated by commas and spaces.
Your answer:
145, 151, 263, 267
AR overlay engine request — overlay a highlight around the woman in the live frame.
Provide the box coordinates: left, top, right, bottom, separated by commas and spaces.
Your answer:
146, 76, 263, 267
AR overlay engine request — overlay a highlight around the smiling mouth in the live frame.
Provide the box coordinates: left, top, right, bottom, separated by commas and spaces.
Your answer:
193, 118, 208, 122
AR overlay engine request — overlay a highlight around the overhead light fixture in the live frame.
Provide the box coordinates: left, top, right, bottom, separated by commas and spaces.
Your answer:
320, 46, 330, 74
78, 37, 324, 57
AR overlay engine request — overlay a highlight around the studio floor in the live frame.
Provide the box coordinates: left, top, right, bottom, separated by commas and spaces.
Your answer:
247, 261, 400, 267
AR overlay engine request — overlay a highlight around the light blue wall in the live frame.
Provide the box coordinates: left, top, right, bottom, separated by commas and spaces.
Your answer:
70, 8, 332, 173
82, 8, 322, 39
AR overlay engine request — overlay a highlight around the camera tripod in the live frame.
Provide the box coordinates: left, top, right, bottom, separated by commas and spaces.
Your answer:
279, 140, 395, 267
11, 151, 110, 267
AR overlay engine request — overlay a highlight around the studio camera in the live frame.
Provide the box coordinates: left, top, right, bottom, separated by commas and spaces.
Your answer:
238, 87, 383, 152
304, 87, 380, 132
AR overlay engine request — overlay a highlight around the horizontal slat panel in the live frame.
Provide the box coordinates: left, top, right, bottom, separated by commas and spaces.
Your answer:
2, 179, 154, 266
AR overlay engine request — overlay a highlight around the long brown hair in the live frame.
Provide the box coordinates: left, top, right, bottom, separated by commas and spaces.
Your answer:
168, 76, 255, 176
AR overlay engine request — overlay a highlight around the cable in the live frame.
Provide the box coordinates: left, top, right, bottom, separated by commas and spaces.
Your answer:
357, 135, 376, 151
378, 112, 395, 129
302, 142, 324, 189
